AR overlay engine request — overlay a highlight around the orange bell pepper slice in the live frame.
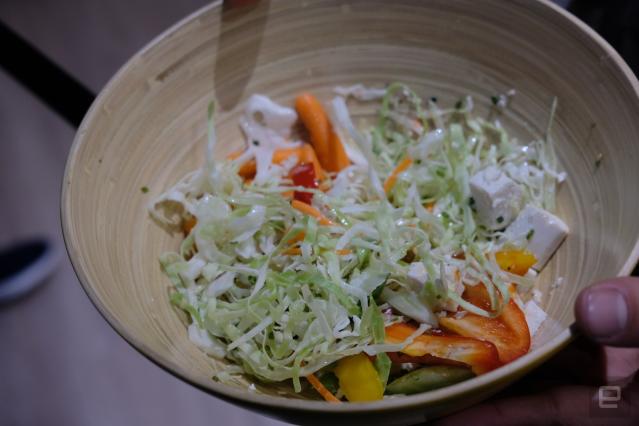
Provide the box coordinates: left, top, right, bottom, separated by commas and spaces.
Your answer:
385, 322, 501, 375
495, 249, 536, 276
439, 283, 531, 364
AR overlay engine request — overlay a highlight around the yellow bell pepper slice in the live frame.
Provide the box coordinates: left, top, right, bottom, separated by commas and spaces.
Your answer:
333, 353, 384, 402
495, 249, 536, 276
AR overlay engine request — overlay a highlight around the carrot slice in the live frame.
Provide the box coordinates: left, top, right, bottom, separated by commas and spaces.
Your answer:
282, 247, 302, 256
295, 94, 330, 169
273, 148, 304, 166
329, 130, 351, 172
291, 200, 335, 226
286, 230, 306, 245
228, 147, 305, 179
300, 143, 327, 180
227, 150, 257, 178
384, 157, 413, 194
295, 93, 350, 173
306, 373, 341, 403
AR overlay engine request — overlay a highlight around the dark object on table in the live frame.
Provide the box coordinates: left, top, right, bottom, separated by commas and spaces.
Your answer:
0, 20, 95, 127
0, 239, 60, 303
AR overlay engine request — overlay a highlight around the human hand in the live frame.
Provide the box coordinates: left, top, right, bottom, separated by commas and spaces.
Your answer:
436, 277, 639, 425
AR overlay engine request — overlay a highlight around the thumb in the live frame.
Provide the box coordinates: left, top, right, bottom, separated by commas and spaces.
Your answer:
575, 277, 639, 347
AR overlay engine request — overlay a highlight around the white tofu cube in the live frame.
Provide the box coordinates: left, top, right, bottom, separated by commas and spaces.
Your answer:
407, 262, 428, 292
504, 204, 569, 269
470, 166, 523, 229
523, 300, 547, 336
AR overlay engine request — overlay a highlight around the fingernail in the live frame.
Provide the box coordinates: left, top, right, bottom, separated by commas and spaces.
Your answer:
584, 288, 628, 338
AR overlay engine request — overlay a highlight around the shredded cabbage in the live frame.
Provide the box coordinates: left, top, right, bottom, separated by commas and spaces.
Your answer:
150, 85, 565, 392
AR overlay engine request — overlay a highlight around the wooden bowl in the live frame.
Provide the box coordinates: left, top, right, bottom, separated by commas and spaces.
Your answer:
61, 1, 639, 424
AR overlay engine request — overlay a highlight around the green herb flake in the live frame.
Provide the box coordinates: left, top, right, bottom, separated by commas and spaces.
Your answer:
526, 229, 535, 241
430, 96, 438, 103
491, 95, 500, 106
455, 100, 463, 110
496, 216, 504, 224
372, 282, 385, 302
252, 140, 260, 146
141, 186, 149, 194
319, 372, 340, 394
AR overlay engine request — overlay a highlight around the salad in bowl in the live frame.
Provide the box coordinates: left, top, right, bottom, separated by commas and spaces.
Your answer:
149, 83, 568, 402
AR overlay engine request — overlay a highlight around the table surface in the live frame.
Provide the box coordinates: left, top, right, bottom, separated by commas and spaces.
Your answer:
0, 1, 285, 425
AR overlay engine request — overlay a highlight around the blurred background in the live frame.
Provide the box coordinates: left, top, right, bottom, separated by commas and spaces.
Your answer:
0, 1, 636, 425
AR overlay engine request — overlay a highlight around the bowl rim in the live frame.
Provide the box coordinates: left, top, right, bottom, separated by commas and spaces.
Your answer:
61, 0, 639, 415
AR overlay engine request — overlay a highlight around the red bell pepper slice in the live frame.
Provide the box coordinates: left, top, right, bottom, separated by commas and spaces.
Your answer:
290, 162, 318, 204
385, 322, 501, 375
439, 283, 531, 364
